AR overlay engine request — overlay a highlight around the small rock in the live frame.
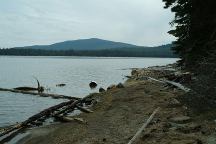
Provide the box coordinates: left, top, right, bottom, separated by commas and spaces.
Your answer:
139, 76, 149, 81
170, 116, 191, 124
167, 98, 182, 108
89, 81, 97, 89
99, 87, 105, 92
182, 106, 188, 110
116, 83, 124, 88
107, 84, 116, 90
196, 139, 203, 144
201, 128, 211, 135
125, 75, 132, 79
131, 69, 138, 76
84, 98, 93, 105
144, 89, 150, 94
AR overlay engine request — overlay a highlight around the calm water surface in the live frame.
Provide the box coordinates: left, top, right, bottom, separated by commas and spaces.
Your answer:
0, 56, 178, 127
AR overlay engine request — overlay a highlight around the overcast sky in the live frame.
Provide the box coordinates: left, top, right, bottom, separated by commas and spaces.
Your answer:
0, 0, 175, 48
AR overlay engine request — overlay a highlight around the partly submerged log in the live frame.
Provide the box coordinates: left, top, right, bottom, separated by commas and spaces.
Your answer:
0, 99, 77, 137
0, 93, 93, 138
14, 87, 38, 91
56, 83, 66, 87
0, 87, 80, 100
14, 77, 44, 93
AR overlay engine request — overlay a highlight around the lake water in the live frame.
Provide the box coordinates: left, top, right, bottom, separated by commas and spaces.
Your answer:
0, 56, 178, 127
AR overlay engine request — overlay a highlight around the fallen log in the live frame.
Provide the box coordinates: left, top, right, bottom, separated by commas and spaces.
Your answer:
147, 77, 166, 84
164, 80, 191, 92
127, 107, 160, 144
163, 72, 192, 83
55, 116, 85, 124
14, 77, 44, 93
53, 95, 92, 116
0, 99, 76, 137
0, 93, 94, 138
76, 105, 93, 113
145, 77, 191, 92
0, 127, 26, 144
0, 87, 80, 100
56, 83, 66, 87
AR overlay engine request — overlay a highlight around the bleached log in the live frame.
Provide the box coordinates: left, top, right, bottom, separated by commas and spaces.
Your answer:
164, 80, 191, 92
147, 77, 166, 84
55, 116, 85, 123
145, 77, 191, 92
76, 105, 93, 113
127, 107, 160, 144
54, 116, 74, 122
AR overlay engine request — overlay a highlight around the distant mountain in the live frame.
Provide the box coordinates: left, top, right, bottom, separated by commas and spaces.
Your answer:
1, 38, 177, 57
0, 43, 177, 58
14, 38, 138, 50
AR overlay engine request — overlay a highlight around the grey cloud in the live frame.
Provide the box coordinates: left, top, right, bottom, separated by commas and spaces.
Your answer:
0, 0, 175, 47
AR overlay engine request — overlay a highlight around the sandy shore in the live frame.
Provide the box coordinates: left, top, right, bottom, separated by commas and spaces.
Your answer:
17, 65, 215, 144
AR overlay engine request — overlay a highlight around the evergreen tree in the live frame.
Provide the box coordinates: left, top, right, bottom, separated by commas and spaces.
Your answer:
163, 0, 216, 68
163, 0, 192, 66
163, 0, 216, 111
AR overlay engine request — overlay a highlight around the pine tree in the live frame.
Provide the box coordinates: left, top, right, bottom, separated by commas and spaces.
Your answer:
163, 0, 192, 66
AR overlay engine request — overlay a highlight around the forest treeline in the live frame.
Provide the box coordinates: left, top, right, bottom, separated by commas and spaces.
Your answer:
0, 45, 177, 57
163, 0, 216, 111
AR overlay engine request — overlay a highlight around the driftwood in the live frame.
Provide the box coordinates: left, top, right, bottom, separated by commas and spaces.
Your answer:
52, 96, 90, 116
127, 107, 160, 144
164, 80, 191, 92
76, 105, 93, 113
14, 77, 44, 92
56, 84, 66, 87
147, 77, 166, 84
164, 72, 192, 83
0, 99, 76, 137
145, 77, 191, 92
55, 116, 85, 123
0, 127, 26, 144
0, 94, 93, 138
0, 87, 80, 100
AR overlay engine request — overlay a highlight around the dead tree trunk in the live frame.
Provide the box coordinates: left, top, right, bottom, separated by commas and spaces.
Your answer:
127, 107, 160, 144
0, 87, 80, 100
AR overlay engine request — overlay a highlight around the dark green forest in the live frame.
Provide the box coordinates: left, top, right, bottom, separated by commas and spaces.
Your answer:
0, 45, 177, 57
163, 0, 216, 111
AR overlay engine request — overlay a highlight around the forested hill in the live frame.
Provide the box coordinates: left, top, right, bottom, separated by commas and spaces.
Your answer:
0, 44, 177, 57
13, 38, 137, 51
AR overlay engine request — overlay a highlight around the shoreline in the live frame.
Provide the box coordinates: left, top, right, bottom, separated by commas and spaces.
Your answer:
12, 64, 216, 143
